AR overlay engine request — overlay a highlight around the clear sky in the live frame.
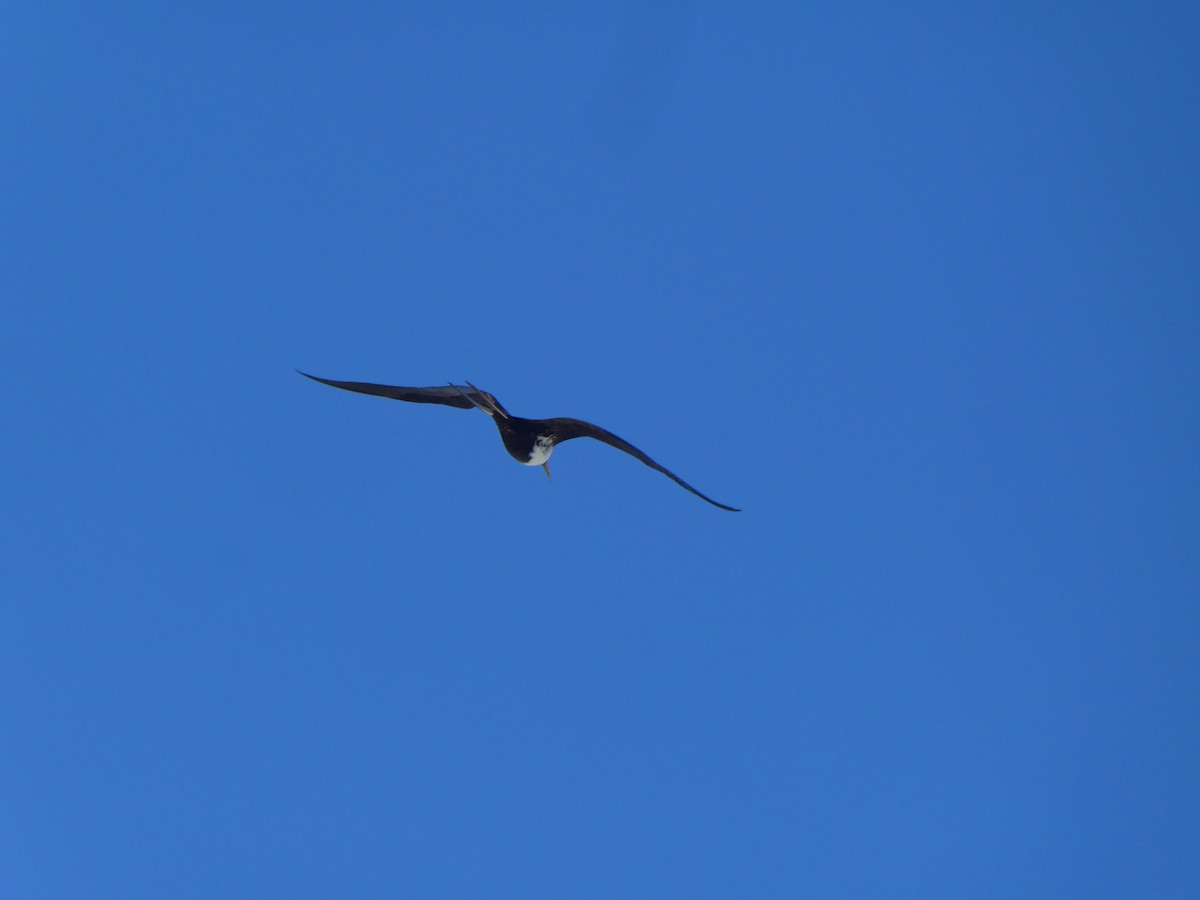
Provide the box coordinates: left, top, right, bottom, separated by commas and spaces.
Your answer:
3, 2, 1198, 897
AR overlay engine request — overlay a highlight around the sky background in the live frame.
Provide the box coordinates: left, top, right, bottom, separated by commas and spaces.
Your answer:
2, 2, 1198, 897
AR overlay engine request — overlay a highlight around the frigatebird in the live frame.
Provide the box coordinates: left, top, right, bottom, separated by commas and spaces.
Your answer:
298, 371, 740, 511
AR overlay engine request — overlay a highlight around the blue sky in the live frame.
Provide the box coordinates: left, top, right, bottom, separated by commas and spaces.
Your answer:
2, 2, 1197, 897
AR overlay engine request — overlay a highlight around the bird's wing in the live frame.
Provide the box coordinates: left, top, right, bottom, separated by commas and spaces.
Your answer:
544, 418, 740, 511
297, 371, 506, 414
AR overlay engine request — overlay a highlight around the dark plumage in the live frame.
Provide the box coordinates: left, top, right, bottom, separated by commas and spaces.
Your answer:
298, 371, 739, 511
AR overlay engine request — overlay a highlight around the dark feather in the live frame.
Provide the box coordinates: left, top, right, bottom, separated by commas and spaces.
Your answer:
297, 371, 506, 414
543, 418, 741, 512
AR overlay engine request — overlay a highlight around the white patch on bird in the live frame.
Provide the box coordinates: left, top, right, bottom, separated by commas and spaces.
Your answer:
524, 434, 555, 466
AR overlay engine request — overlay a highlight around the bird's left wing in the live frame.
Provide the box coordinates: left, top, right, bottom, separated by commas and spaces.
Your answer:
297, 371, 505, 413
544, 418, 740, 511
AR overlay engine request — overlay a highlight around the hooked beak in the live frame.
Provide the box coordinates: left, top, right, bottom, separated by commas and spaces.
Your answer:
446, 381, 507, 419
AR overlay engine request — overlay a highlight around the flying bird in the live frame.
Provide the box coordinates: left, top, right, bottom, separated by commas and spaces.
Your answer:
298, 371, 740, 511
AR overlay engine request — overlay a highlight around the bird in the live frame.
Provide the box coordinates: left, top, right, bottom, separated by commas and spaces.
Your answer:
297, 371, 740, 511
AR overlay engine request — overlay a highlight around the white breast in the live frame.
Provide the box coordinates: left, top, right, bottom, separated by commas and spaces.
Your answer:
524, 434, 555, 466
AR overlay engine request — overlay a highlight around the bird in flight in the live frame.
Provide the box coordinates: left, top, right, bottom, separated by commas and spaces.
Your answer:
298, 371, 740, 511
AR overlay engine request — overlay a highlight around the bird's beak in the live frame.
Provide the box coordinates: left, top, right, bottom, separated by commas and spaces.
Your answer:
542, 462, 552, 481
447, 381, 505, 418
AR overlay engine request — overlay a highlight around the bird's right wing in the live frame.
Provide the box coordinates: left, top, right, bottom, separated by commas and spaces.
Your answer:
297, 371, 506, 413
